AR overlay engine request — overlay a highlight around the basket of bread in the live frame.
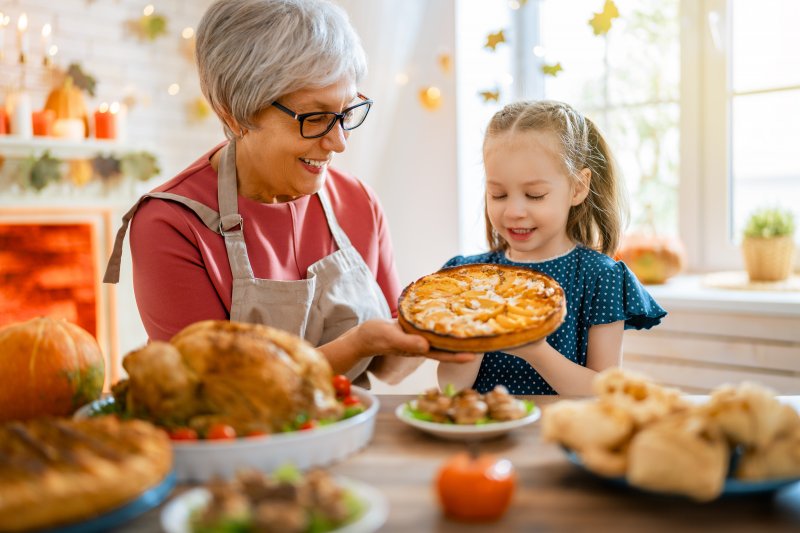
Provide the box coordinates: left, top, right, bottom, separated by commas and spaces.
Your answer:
542, 368, 800, 501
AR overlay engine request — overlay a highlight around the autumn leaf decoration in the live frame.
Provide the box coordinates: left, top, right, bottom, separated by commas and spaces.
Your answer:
589, 0, 620, 36
134, 10, 168, 41
66, 63, 98, 97
29, 152, 62, 191
484, 30, 506, 51
479, 89, 500, 103
541, 62, 563, 77
121, 152, 160, 182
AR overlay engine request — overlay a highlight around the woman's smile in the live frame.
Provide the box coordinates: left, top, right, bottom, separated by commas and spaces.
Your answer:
299, 157, 329, 175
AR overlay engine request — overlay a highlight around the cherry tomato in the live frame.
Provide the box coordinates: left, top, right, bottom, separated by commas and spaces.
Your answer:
206, 423, 237, 440
299, 420, 318, 431
168, 427, 199, 441
342, 394, 361, 407
332, 374, 351, 398
436, 452, 516, 522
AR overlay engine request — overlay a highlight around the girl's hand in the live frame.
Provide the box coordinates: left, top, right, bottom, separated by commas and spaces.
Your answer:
356, 319, 475, 363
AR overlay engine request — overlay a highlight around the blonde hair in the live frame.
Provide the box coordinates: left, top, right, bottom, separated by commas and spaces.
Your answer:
196, 0, 367, 140
483, 100, 628, 256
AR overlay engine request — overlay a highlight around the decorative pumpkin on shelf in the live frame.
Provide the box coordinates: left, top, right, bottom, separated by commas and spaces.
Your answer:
44, 77, 90, 138
615, 232, 687, 285
0, 317, 105, 421
436, 450, 516, 522
741, 207, 796, 282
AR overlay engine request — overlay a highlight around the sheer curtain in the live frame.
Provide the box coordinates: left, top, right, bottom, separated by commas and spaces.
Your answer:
334, 0, 428, 187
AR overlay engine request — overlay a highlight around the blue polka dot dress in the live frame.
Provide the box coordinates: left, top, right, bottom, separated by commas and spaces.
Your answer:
442, 245, 666, 395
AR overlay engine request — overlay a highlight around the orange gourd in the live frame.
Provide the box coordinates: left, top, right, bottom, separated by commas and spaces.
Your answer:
0, 317, 105, 421
615, 233, 686, 285
43, 77, 90, 138
436, 452, 516, 522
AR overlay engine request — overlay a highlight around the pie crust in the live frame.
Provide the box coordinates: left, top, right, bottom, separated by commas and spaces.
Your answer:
398, 264, 566, 352
0, 416, 172, 531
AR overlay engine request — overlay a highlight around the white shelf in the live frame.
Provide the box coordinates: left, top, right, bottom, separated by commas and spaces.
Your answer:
644, 274, 800, 317
0, 136, 132, 159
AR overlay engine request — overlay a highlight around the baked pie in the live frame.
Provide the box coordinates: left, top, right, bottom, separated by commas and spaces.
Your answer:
398, 264, 566, 352
0, 416, 172, 531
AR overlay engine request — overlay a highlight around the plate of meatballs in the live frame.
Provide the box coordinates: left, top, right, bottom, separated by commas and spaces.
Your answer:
395, 385, 540, 441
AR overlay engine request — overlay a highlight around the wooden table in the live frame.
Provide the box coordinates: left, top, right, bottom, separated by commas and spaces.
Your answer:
120, 395, 800, 532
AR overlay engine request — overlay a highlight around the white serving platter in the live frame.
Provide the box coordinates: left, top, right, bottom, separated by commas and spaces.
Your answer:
75, 386, 379, 482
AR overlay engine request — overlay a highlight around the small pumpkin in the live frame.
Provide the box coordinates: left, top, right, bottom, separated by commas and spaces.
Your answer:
436, 451, 516, 522
44, 77, 90, 138
0, 317, 105, 421
615, 233, 687, 285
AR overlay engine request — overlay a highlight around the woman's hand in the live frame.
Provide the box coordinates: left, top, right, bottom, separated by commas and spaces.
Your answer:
318, 318, 475, 378
355, 319, 476, 363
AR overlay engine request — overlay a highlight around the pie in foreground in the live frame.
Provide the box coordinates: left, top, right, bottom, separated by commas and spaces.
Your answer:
398, 264, 566, 352
0, 416, 172, 531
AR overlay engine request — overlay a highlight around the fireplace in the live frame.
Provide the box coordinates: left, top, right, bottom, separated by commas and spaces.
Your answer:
0, 207, 119, 386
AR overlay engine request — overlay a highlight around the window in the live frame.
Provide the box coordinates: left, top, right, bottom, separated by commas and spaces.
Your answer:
456, 0, 798, 272
697, 0, 800, 271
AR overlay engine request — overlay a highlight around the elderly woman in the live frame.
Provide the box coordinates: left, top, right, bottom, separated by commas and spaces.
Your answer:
104, 0, 472, 384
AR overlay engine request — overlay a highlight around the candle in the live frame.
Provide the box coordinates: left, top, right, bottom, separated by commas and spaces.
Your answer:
40, 23, 51, 65
94, 103, 117, 140
0, 14, 10, 61
8, 91, 32, 138
110, 101, 126, 142
53, 118, 84, 140
32, 109, 55, 136
0, 107, 9, 135
17, 13, 28, 63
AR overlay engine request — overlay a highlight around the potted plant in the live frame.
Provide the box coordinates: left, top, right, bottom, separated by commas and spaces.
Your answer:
741, 207, 796, 282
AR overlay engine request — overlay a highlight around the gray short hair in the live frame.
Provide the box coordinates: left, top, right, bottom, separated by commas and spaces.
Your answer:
196, 0, 368, 139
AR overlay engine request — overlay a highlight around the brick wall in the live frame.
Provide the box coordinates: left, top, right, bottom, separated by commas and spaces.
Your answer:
0, 0, 222, 182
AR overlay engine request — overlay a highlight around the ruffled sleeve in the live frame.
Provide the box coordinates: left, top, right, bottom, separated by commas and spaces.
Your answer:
588, 260, 666, 330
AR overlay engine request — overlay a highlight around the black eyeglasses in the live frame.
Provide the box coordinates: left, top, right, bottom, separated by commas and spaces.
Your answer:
271, 93, 373, 139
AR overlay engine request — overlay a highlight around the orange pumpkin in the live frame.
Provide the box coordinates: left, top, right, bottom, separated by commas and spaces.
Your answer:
615, 233, 687, 285
436, 452, 516, 522
44, 77, 90, 138
0, 317, 105, 421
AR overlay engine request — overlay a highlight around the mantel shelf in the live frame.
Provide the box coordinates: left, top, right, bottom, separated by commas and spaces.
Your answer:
0, 136, 138, 159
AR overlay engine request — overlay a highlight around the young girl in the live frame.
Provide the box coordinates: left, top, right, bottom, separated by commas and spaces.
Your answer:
439, 100, 666, 396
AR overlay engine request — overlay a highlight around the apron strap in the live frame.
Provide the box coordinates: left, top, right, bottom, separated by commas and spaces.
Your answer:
217, 141, 255, 280
316, 187, 353, 250
103, 192, 223, 284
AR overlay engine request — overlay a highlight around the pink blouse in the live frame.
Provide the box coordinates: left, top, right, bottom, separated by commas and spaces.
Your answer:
130, 145, 401, 341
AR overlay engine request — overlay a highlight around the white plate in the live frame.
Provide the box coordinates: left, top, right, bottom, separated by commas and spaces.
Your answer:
160, 477, 388, 533
76, 386, 379, 482
395, 400, 540, 441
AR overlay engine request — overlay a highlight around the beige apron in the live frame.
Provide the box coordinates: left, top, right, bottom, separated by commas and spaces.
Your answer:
105, 141, 390, 381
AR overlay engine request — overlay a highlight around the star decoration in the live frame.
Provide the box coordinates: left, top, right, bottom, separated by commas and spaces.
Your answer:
478, 89, 500, 103
484, 30, 506, 51
588, 0, 620, 36
541, 62, 563, 77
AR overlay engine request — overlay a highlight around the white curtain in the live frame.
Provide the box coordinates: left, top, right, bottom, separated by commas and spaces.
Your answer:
333, 0, 428, 187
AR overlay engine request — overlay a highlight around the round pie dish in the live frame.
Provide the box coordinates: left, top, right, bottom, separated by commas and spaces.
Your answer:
398, 263, 566, 352
75, 386, 379, 482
